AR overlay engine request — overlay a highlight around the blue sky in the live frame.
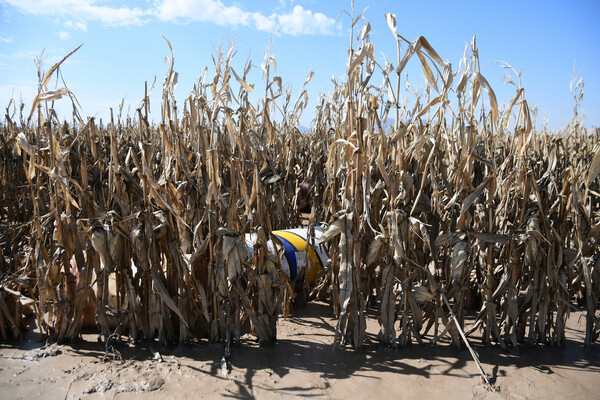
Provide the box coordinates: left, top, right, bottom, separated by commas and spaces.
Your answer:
0, 0, 598, 130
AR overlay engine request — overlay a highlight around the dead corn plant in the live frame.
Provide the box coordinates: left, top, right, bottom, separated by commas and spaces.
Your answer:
0, 10, 598, 353
312, 9, 599, 351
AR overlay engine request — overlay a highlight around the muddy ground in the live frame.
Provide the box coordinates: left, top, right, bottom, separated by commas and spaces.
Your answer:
0, 301, 598, 399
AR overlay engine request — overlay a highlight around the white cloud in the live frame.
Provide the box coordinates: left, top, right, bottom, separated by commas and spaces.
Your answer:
154, 0, 254, 26
154, 0, 340, 35
59, 30, 71, 40
2, 0, 150, 26
277, 5, 338, 36
0, 34, 13, 43
0, 0, 340, 35
65, 20, 88, 31
252, 12, 277, 32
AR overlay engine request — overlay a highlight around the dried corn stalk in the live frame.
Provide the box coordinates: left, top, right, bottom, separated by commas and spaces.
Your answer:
0, 11, 598, 352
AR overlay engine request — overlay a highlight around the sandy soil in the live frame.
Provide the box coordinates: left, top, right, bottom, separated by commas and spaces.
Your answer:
0, 301, 598, 399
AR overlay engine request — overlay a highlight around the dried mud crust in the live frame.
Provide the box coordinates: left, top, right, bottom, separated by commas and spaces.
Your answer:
0, 302, 599, 400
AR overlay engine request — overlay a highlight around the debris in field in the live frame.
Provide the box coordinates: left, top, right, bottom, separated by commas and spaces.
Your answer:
137, 377, 165, 392
220, 356, 229, 378
84, 379, 113, 394
22, 344, 63, 361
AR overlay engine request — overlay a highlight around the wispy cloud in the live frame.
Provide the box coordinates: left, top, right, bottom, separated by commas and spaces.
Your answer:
154, 1, 341, 35
0, 34, 13, 43
1, 0, 150, 26
1, 0, 341, 35
59, 31, 70, 40
9, 50, 42, 60
5, 48, 74, 67
65, 20, 88, 31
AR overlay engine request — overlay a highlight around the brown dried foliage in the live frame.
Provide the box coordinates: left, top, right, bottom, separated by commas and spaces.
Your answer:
0, 15, 599, 352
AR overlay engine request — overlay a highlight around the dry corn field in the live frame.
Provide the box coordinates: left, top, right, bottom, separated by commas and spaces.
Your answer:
1, 13, 599, 363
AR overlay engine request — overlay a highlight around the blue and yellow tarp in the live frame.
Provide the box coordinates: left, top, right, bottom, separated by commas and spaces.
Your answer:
245, 227, 328, 286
